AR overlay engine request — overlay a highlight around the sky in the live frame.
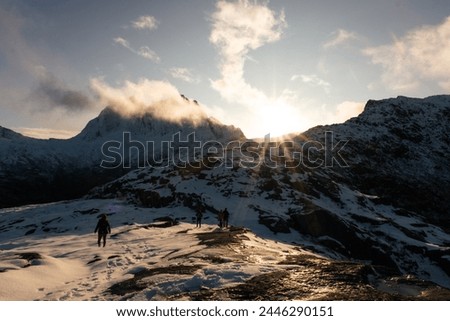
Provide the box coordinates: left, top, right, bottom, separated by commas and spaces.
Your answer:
0, 0, 449, 139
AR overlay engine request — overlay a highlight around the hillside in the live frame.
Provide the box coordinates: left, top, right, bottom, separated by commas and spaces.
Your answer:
302, 95, 450, 228
87, 95, 450, 291
1, 199, 449, 300
1, 95, 450, 300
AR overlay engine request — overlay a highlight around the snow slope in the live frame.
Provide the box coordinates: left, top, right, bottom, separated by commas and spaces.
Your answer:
88, 158, 450, 291
1, 198, 449, 301
0, 199, 311, 301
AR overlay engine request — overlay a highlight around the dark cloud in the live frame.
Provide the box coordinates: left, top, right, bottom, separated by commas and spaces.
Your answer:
31, 70, 93, 112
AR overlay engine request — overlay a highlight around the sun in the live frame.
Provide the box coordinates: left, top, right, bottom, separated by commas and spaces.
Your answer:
252, 100, 306, 139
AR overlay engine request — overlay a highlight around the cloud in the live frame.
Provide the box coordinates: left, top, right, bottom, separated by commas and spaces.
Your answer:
13, 127, 78, 139
334, 101, 365, 123
131, 15, 159, 30
90, 78, 207, 125
209, 0, 286, 106
169, 67, 199, 83
208, 1, 337, 138
113, 36, 129, 48
0, 5, 98, 137
137, 46, 160, 62
363, 16, 450, 92
323, 29, 359, 49
30, 67, 93, 112
114, 37, 160, 62
292, 74, 331, 93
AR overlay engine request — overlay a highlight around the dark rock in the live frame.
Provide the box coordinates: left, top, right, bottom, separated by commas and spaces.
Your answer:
289, 207, 400, 271
258, 215, 290, 234
74, 208, 99, 215
148, 216, 179, 228
107, 265, 201, 296
24, 229, 36, 236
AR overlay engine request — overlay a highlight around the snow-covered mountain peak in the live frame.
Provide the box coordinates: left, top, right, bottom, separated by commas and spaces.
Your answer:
74, 99, 245, 142
0, 99, 245, 207
358, 95, 450, 125
74, 106, 127, 141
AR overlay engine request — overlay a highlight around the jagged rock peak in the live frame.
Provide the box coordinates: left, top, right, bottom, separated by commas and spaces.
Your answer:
74, 105, 245, 142
362, 95, 450, 114
345, 95, 450, 128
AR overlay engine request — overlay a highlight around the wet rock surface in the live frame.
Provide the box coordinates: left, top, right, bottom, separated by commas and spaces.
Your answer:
105, 226, 450, 301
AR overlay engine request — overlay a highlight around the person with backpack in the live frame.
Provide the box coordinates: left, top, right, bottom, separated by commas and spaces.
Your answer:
218, 210, 224, 228
94, 214, 111, 247
222, 208, 230, 228
195, 204, 204, 228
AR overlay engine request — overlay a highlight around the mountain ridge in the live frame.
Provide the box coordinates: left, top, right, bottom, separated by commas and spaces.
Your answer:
0, 103, 245, 208
301, 94, 450, 228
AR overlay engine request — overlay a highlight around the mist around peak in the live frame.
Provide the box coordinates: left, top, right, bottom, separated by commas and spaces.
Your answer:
90, 78, 209, 126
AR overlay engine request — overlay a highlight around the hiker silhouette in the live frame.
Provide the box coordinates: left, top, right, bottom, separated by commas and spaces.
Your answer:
195, 206, 204, 228
222, 208, 230, 228
218, 209, 224, 228
94, 214, 111, 247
